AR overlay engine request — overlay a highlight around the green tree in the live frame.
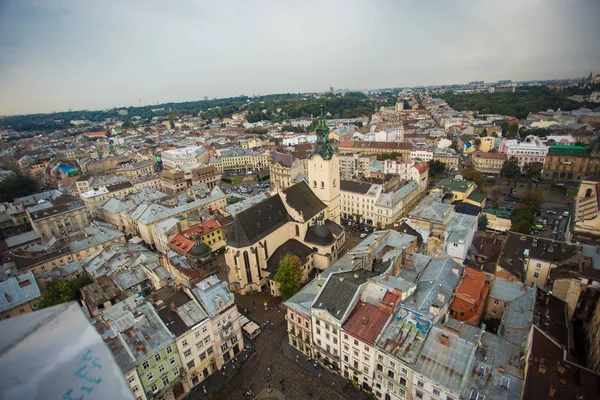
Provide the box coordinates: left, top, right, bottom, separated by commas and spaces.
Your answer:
478, 214, 489, 231
377, 152, 404, 161
523, 162, 543, 178
510, 206, 535, 234
427, 160, 446, 177
479, 128, 488, 138
501, 157, 521, 186
523, 188, 544, 210
169, 119, 175, 129
508, 123, 519, 138
0, 174, 39, 202
501, 121, 509, 135
462, 165, 487, 192
274, 254, 303, 299
39, 276, 93, 308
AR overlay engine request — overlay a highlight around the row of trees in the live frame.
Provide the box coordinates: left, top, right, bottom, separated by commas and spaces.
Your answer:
440, 85, 598, 119
500, 157, 543, 185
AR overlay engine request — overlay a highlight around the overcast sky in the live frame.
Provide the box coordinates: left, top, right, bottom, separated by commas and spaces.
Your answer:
1, 0, 599, 115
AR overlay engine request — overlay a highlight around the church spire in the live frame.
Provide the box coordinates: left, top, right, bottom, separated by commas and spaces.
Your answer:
310, 108, 335, 160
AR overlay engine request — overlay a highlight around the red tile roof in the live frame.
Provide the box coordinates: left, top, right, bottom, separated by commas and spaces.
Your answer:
169, 220, 221, 253
450, 267, 489, 324
342, 301, 391, 346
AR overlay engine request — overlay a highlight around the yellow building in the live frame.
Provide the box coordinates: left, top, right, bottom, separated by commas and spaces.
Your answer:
478, 136, 496, 152
471, 151, 507, 174
270, 149, 306, 192
574, 179, 600, 242
161, 169, 187, 194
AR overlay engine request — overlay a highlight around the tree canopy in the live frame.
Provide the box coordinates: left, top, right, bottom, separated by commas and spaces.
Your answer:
39, 276, 93, 309
501, 157, 521, 186
462, 165, 487, 193
428, 160, 446, 177
440, 85, 599, 119
510, 188, 544, 234
478, 214, 489, 231
274, 254, 303, 299
523, 162, 543, 178
0, 174, 39, 202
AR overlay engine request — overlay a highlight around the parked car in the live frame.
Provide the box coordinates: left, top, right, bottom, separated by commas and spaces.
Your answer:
359, 233, 367, 239
563, 211, 569, 216
547, 210, 556, 215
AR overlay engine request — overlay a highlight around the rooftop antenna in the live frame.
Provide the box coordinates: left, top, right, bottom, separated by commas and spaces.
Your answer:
139, 98, 142, 107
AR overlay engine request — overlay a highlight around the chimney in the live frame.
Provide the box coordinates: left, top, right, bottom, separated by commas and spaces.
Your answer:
439, 333, 450, 346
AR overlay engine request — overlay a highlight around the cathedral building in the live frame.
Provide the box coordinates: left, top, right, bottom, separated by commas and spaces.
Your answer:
225, 114, 345, 295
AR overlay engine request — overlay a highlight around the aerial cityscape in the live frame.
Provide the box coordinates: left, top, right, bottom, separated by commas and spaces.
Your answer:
1, 1, 600, 400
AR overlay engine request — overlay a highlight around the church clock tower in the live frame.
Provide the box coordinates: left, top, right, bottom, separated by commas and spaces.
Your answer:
308, 112, 341, 224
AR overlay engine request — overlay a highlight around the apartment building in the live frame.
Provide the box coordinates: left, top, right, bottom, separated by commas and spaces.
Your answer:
26, 195, 90, 240
190, 165, 221, 189
162, 146, 209, 169
432, 148, 459, 172
0, 273, 41, 320
543, 145, 591, 181
338, 141, 411, 159
339, 153, 377, 179
191, 276, 244, 366
270, 148, 306, 191
102, 295, 186, 400
471, 151, 507, 174
161, 169, 187, 194
115, 160, 155, 178
81, 181, 136, 215
340, 180, 383, 226
574, 179, 600, 242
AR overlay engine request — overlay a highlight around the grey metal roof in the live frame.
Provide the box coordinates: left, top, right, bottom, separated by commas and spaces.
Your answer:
489, 278, 531, 303
114, 266, 148, 290
312, 270, 374, 321
284, 277, 323, 317
415, 319, 480, 393
192, 275, 234, 317
0, 272, 41, 312
498, 289, 535, 345
463, 331, 524, 400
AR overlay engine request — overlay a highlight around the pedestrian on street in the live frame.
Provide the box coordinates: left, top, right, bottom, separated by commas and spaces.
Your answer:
318, 373, 322, 379
296, 355, 299, 362
203, 386, 207, 395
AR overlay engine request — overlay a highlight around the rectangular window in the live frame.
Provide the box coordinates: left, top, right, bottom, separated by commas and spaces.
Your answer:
128, 377, 135, 384
433, 388, 441, 396
206, 347, 214, 356
142, 361, 150, 370
158, 364, 164, 373
169, 357, 176, 365
162, 376, 169, 386
154, 354, 161, 362
200, 352, 207, 361
166, 346, 172, 354
147, 373, 154, 381
534, 272, 540, 278
187, 360, 195, 369
173, 368, 180, 376
151, 384, 158, 393
184, 350, 192, 357
182, 340, 188, 347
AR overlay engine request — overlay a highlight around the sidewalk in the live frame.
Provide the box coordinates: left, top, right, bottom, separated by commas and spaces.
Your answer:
280, 341, 363, 399
188, 343, 255, 399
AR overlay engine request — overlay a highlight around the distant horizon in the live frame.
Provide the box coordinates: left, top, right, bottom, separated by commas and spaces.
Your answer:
1, 1, 599, 116
0, 72, 596, 118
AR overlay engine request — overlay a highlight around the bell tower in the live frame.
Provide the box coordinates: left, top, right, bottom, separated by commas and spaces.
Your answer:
308, 111, 341, 224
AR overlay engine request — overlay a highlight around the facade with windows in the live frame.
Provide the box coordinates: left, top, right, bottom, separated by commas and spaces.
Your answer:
26, 195, 90, 241
102, 295, 185, 400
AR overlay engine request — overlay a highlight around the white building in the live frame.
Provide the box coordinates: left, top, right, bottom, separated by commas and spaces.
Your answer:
162, 146, 209, 169
444, 213, 477, 262
409, 149, 434, 162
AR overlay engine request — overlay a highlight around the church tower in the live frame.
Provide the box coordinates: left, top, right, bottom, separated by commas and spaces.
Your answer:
308, 112, 341, 223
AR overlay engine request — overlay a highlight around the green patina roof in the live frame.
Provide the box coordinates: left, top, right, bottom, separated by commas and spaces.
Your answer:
434, 178, 474, 193
309, 112, 335, 160
467, 191, 486, 203
548, 145, 589, 157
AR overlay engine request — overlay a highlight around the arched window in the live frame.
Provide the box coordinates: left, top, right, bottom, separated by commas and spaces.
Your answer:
321, 181, 325, 189
243, 251, 252, 284
586, 188, 593, 197
333, 179, 337, 187
295, 225, 300, 236
313, 181, 317, 188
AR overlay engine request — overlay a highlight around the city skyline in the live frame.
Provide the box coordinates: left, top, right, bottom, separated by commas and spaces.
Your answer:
1, 0, 599, 115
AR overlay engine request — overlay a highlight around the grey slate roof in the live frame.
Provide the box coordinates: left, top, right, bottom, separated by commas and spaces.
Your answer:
312, 270, 375, 321
498, 289, 535, 345
489, 278, 531, 303
192, 275, 234, 317
266, 239, 313, 275
282, 180, 327, 220
4, 230, 40, 249
340, 180, 373, 195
